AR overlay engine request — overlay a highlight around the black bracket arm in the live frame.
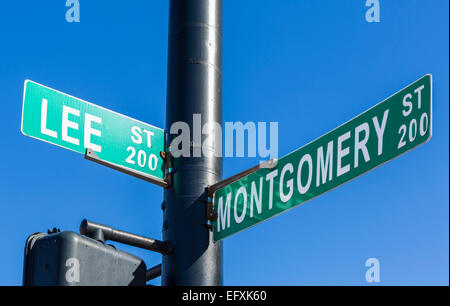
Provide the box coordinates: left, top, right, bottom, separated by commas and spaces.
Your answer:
146, 264, 162, 282
80, 219, 173, 256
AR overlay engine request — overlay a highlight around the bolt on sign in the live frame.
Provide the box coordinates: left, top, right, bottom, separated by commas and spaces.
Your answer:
21, 80, 166, 185
212, 74, 432, 242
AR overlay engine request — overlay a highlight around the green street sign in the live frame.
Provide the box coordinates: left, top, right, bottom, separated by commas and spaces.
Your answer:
212, 74, 432, 242
21, 80, 166, 186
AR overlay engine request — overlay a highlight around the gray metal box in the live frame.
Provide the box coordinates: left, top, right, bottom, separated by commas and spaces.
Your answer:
23, 231, 147, 286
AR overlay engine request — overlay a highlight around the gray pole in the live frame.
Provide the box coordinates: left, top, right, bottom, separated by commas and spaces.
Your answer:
162, 0, 223, 285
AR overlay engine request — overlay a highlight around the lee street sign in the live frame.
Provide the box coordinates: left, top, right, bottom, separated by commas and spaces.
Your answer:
21, 80, 166, 186
212, 74, 432, 242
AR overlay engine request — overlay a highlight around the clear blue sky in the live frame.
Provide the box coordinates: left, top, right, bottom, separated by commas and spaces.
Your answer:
0, 1, 448, 285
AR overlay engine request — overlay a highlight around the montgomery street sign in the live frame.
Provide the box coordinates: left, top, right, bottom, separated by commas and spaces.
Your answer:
21, 80, 166, 186
212, 74, 432, 242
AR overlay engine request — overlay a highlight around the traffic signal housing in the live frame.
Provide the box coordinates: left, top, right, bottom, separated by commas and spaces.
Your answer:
23, 230, 147, 286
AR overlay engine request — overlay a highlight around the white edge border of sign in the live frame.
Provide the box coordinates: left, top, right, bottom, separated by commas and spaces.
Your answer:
212, 74, 433, 242
20, 79, 167, 183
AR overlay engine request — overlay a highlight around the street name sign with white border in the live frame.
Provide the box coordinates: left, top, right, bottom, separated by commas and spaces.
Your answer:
21, 80, 166, 186
212, 74, 432, 242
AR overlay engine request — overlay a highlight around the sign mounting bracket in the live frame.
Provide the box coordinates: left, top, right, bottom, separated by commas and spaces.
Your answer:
206, 158, 278, 198
85, 149, 168, 188
205, 159, 278, 222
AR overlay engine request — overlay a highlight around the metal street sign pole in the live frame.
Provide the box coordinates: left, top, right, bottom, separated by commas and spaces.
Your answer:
211, 74, 432, 242
162, 0, 223, 285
